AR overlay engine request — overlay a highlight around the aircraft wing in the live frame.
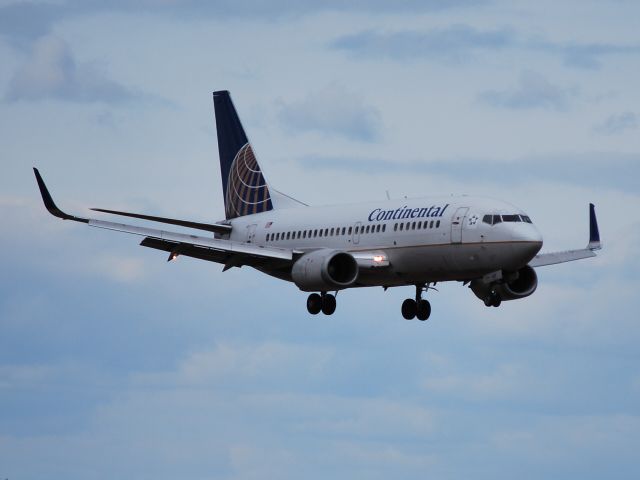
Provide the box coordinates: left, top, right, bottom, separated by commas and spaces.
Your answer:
529, 203, 601, 268
33, 168, 294, 269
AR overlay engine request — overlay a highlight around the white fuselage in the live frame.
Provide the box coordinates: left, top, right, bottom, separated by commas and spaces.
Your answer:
225, 195, 543, 288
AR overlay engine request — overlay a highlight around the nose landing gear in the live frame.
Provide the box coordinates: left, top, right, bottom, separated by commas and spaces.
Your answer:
484, 291, 502, 308
401, 284, 432, 321
306, 292, 337, 315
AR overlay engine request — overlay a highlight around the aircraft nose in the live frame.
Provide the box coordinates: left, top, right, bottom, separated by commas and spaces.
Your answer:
512, 224, 543, 260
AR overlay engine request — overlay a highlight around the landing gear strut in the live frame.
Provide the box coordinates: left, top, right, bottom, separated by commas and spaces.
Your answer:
307, 292, 337, 315
401, 284, 432, 321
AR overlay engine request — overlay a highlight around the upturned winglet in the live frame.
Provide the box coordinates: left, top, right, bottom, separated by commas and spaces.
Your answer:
33, 168, 88, 223
588, 203, 601, 251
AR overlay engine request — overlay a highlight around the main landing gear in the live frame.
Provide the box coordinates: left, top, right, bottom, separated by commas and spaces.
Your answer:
401, 284, 431, 321
307, 292, 337, 315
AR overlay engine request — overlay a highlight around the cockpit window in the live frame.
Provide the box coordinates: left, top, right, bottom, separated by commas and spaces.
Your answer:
502, 215, 521, 222
484, 213, 533, 225
483, 214, 503, 225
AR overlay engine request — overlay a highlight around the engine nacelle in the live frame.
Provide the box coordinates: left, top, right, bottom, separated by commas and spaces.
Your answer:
291, 249, 359, 292
471, 265, 538, 302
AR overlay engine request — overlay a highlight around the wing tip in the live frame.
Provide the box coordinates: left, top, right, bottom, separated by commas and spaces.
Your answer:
32, 167, 87, 223
588, 203, 601, 250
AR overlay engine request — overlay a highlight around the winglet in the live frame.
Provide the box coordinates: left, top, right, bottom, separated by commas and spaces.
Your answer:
588, 203, 601, 251
33, 168, 88, 223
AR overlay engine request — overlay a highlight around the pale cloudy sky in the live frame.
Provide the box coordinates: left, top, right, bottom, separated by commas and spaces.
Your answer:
1, 1, 640, 479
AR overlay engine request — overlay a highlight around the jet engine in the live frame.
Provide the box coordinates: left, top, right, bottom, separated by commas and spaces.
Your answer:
471, 265, 538, 302
291, 249, 359, 291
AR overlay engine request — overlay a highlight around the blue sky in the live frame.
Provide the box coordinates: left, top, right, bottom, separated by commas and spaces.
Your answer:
1, 1, 639, 479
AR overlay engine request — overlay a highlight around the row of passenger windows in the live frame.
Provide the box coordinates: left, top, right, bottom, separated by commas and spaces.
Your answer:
394, 219, 440, 231
265, 219, 441, 242
483, 214, 533, 225
266, 224, 384, 242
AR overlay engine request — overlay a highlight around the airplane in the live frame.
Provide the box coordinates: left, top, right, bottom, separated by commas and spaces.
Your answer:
33, 90, 602, 321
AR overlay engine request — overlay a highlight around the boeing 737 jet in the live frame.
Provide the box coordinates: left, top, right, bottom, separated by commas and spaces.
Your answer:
34, 90, 602, 320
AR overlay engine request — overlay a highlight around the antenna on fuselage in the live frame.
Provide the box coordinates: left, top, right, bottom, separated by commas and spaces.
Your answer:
385, 190, 391, 200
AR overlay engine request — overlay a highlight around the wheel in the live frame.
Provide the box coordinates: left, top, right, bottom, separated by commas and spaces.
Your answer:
321, 294, 337, 315
307, 293, 322, 315
401, 299, 417, 320
484, 292, 495, 307
484, 291, 501, 308
416, 299, 431, 321
491, 294, 502, 308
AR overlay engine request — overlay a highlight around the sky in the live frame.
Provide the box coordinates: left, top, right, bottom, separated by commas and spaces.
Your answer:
1, 0, 640, 479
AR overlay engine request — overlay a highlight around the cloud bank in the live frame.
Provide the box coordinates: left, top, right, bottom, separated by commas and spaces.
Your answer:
278, 85, 381, 142
5, 36, 135, 104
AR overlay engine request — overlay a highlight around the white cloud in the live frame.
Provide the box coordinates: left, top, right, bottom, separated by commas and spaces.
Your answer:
5, 35, 135, 103
479, 70, 577, 110
594, 111, 638, 135
89, 254, 147, 283
277, 84, 381, 142
174, 341, 334, 384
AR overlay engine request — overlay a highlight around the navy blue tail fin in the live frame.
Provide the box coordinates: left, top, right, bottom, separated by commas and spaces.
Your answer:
213, 90, 273, 219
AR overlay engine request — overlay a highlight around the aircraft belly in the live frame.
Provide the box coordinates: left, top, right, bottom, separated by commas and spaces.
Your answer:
357, 242, 522, 286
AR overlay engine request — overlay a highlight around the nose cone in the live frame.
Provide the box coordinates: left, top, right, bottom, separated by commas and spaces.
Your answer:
512, 224, 543, 263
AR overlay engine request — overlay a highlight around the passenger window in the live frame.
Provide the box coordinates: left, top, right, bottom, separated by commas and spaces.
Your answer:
400, 223, 404, 231
330, 228, 334, 236
382, 224, 386, 232
436, 220, 440, 228
394, 223, 398, 231
341, 227, 346, 235
417, 221, 422, 229
412, 222, 416, 230
313, 230, 318, 237
430, 220, 434, 228
348, 227, 352, 235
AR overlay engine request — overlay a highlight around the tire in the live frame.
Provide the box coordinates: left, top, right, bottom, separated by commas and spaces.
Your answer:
321, 294, 337, 315
416, 300, 431, 321
401, 299, 417, 320
307, 293, 322, 315
492, 294, 502, 308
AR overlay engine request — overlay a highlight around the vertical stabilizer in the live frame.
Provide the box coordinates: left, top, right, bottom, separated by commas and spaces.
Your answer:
213, 90, 273, 219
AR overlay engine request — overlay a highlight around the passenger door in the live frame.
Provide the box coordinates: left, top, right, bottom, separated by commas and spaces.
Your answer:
353, 221, 362, 245
451, 207, 469, 244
